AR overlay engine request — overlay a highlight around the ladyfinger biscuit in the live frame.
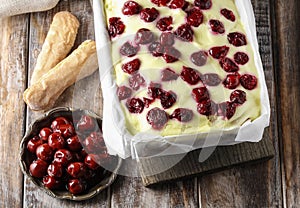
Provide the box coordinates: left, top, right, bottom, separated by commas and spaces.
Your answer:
30, 11, 80, 84
24, 40, 98, 111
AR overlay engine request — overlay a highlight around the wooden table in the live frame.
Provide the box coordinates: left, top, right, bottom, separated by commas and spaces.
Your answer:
0, 0, 299, 207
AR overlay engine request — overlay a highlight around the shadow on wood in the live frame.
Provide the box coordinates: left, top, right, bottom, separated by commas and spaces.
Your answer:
138, 136, 274, 187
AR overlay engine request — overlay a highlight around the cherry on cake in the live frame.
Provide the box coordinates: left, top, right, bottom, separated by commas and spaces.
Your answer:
104, 0, 261, 136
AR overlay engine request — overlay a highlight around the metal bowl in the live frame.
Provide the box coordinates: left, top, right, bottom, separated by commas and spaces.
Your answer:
19, 107, 122, 201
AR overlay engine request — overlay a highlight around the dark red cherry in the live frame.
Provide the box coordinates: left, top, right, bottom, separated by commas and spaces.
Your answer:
126, 98, 145, 114
147, 108, 169, 130
143, 98, 155, 108
230, 90, 246, 105
180, 66, 201, 85
194, 0, 212, 10
36, 144, 54, 161
191, 50, 207, 66
234, 52, 249, 65
129, 73, 145, 90
83, 132, 105, 154
163, 46, 181, 63
228, 32, 247, 47
84, 154, 100, 170
73, 149, 88, 162
223, 73, 240, 89
160, 32, 175, 46
39, 127, 52, 141
151, 0, 170, 6
201, 73, 221, 86
140, 7, 159, 22
135, 28, 154, 45
29, 159, 48, 178
120, 41, 139, 57
48, 133, 65, 150
218, 101, 236, 119
197, 99, 212, 116
170, 108, 193, 122
209, 19, 225, 34
43, 175, 61, 190
80, 149, 88, 159
209, 45, 229, 59
148, 82, 163, 99
148, 41, 164, 57
83, 169, 97, 182
108, 17, 125, 38
161, 68, 179, 81
122, 1, 142, 15
76, 115, 96, 132
160, 91, 177, 109
117, 86, 132, 100
240, 74, 257, 90
156, 16, 173, 31
67, 162, 87, 178
51, 117, 70, 130
168, 0, 185, 9
54, 149, 73, 166
67, 179, 86, 195
219, 57, 239, 72
27, 136, 44, 153
174, 24, 194, 42
162, 49, 179, 63
181, 1, 190, 11
47, 162, 63, 178
122, 58, 141, 74
54, 124, 75, 138
151, 0, 159, 5
221, 8, 235, 21
66, 135, 83, 152
192, 87, 210, 103
187, 8, 203, 27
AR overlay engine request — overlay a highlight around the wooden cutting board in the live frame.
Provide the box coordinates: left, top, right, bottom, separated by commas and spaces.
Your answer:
138, 135, 274, 186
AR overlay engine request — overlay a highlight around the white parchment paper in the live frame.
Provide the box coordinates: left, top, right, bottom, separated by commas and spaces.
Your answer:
93, 0, 270, 159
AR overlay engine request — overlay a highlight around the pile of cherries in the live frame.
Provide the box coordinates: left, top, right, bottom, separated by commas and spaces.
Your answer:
26, 114, 113, 195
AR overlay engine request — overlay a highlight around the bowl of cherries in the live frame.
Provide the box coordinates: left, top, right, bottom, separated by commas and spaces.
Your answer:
19, 107, 122, 201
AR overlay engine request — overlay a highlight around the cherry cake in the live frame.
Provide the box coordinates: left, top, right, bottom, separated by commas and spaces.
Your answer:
104, 0, 261, 136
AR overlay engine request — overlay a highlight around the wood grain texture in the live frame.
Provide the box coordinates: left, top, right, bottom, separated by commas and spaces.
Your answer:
110, 157, 198, 207
139, 139, 274, 187
272, 0, 300, 207
199, 0, 283, 207
0, 15, 29, 207
23, 0, 108, 207
111, 176, 199, 208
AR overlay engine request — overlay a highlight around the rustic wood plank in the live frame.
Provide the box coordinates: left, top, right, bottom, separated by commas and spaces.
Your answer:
23, 0, 109, 207
272, 0, 300, 207
139, 138, 274, 186
199, 0, 283, 207
111, 176, 198, 208
0, 14, 29, 207
111, 156, 198, 207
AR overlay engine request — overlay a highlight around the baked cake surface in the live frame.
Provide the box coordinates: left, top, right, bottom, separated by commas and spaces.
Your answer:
104, 0, 261, 136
